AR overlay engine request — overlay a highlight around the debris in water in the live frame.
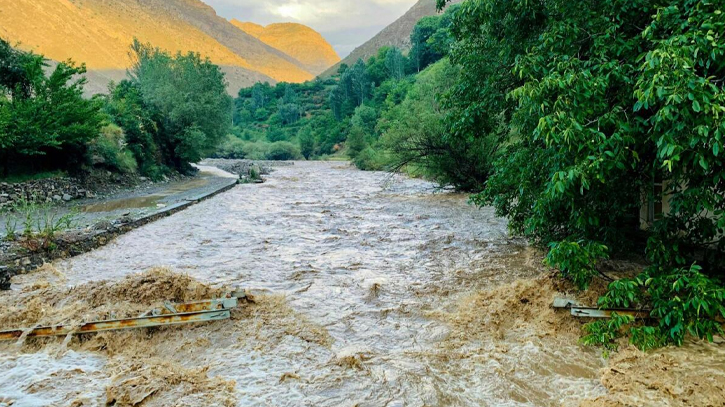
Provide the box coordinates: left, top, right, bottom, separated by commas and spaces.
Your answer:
279, 372, 301, 383
552, 297, 653, 320
0, 292, 246, 342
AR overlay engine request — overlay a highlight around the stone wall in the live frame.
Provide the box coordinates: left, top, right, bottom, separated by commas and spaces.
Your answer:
0, 178, 90, 210
200, 159, 294, 176
0, 179, 238, 290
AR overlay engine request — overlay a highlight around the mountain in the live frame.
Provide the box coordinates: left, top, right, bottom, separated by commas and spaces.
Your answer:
0, 0, 317, 94
321, 0, 459, 77
230, 21, 340, 76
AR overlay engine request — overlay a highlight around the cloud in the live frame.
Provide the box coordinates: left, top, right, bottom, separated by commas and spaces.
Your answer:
201, 0, 418, 57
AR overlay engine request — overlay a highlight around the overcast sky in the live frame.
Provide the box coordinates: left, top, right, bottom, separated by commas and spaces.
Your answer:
202, 0, 418, 57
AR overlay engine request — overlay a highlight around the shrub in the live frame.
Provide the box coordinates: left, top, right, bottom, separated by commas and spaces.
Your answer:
241, 142, 270, 160
86, 124, 138, 173
353, 147, 387, 171
215, 135, 247, 159
266, 141, 302, 161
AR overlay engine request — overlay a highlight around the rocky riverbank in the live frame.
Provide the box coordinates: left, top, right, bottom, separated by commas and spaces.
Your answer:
200, 158, 294, 177
0, 167, 238, 290
0, 170, 187, 211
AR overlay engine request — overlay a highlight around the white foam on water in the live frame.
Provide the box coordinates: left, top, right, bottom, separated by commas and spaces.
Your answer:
0, 350, 107, 406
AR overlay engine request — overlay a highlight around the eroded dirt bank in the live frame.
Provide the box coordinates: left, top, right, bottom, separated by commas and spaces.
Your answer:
0, 161, 723, 406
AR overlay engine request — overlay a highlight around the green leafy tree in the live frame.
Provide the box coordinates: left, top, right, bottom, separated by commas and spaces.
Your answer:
298, 127, 315, 159
380, 59, 492, 188
0, 38, 105, 176
106, 79, 161, 176
385, 47, 405, 81
436, 0, 725, 349
350, 105, 379, 138
349, 59, 371, 106
346, 125, 367, 159
127, 39, 232, 172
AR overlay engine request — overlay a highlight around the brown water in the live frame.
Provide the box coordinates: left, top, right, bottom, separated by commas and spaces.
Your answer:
1, 162, 615, 406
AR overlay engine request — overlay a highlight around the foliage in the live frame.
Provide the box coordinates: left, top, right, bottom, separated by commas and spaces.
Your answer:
437, 0, 725, 349
3, 197, 78, 251
580, 313, 636, 354
123, 39, 232, 173
410, 6, 458, 73
266, 141, 302, 161
298, 127, 315, 160
0, 38, 105, 176
213, 137, 302, 161
545, 240, 609, 290
105, 79, 163, 177
86, 124, 138, 173
215, 134, 247, 159
231, 79, 337, 159
380, 59, 493, 189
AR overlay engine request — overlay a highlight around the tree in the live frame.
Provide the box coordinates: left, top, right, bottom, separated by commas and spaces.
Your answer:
250, 82, 273, 110
298, 127, 315, 159
0, 38, 105, 176
351, 105, 379, 138
106, 79, 161, 176
346, 125, 367, 159
410, 16, 442, 72
385, 47, 405, 81
380, 59, 492, 189
278, 102, 301, 125
436, 0, 725, 349
349, 59, 370, 106
126, 39, 232, 172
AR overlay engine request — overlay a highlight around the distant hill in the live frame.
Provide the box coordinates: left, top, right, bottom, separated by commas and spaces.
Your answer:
231, 21, 340, 76
321, 0, 460, 77
0, 0, 318, 94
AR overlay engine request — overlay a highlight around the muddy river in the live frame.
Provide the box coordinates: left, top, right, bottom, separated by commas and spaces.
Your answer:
1, 161, 723, 406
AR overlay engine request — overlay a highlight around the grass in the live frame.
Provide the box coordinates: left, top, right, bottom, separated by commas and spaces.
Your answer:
318, 153, 349, 162
1, 170, 68, 184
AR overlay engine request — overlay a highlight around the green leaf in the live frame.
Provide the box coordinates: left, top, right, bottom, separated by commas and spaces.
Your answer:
693, 100, 701, 112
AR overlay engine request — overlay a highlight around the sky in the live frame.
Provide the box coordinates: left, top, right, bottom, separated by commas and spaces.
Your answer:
201, 0, 419, 57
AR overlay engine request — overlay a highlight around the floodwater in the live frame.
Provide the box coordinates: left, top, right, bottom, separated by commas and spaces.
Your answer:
80, 165, 230, 213
1, 162, 616, 406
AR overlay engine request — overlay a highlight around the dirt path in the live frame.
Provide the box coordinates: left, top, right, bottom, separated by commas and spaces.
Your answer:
0, 161, 723, 406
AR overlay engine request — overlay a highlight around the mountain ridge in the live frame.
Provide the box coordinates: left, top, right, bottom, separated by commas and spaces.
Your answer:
321, 0, 460, 77
0, 0, 329, 94
230, 20, 340, 76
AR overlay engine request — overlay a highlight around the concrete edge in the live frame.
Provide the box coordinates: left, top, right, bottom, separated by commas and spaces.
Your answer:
0, 177, 239, 290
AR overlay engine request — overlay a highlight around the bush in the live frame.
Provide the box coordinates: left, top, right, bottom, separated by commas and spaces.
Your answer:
353, 147, 387, 171
241, 141, 270, 160
0, 38, 105, 176
298, 127, 315, 159
438, 0, 725, 349
86, 124, 138, 173
215, 135, 247, 159
266, 141, 302, 161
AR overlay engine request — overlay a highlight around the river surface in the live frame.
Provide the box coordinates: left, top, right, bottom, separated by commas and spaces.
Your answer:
0, 161, 609, 406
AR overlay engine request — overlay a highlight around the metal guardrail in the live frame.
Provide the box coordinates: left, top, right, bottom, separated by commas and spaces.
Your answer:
552, 297, 653, 319
0, 291, 247, 341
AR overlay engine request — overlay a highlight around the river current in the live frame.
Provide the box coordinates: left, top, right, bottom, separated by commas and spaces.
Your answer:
0, 161, 610, 406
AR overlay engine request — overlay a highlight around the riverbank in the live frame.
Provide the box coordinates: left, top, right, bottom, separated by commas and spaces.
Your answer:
0, 165, 238, 289
0, 162, 722, 406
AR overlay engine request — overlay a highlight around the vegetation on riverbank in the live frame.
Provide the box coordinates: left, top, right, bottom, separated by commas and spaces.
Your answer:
441, 0, 725, 350
0, 38, 231, 182
2, 0, 722, 351
228, 0, 724, 351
